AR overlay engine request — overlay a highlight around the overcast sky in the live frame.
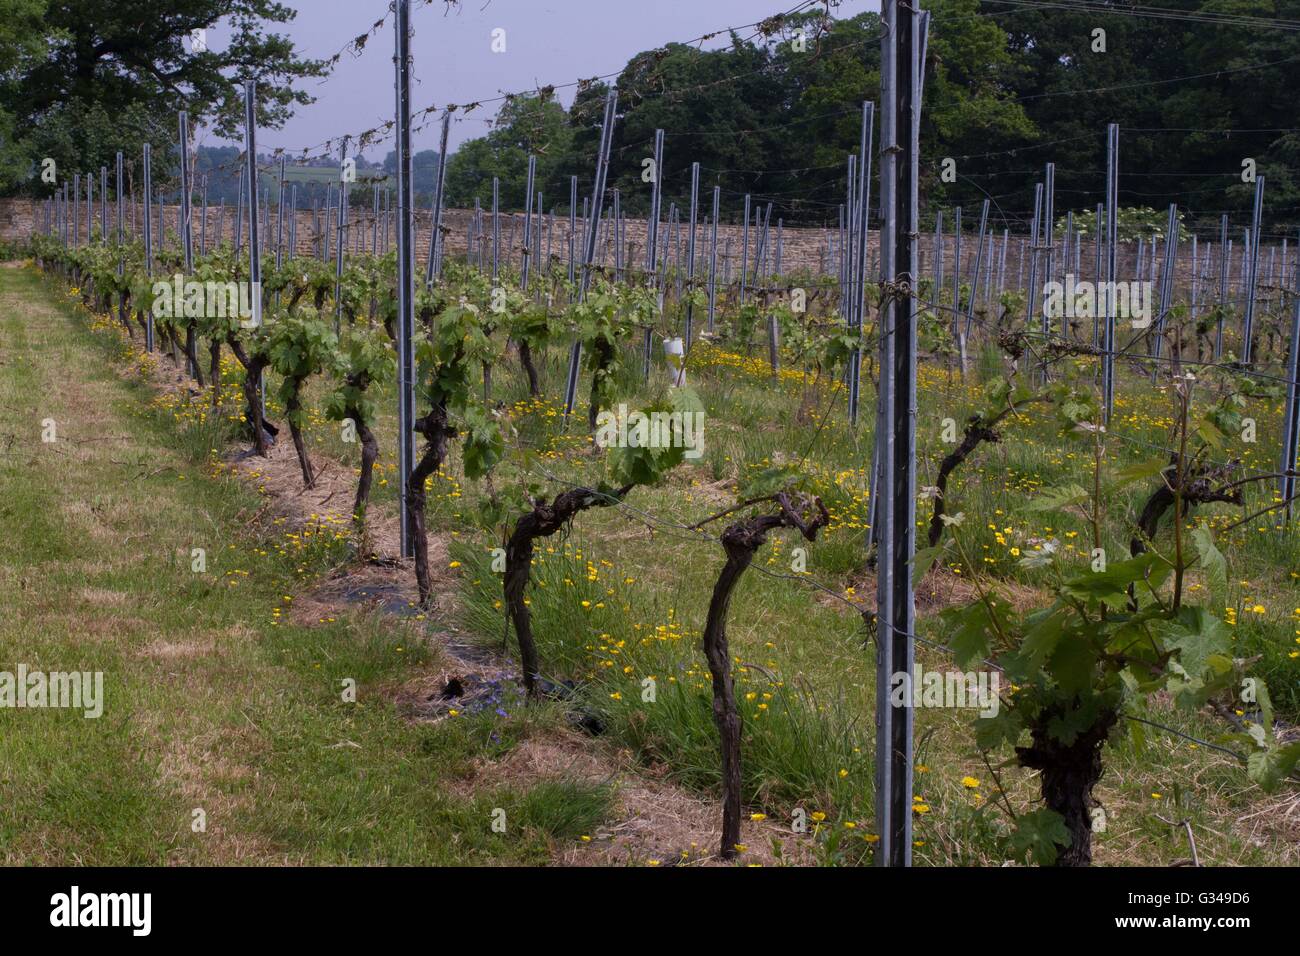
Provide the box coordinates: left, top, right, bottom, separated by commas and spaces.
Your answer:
198, 0, 879, 160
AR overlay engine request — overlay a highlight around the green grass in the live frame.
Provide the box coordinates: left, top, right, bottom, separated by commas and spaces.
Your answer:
0, 264, 613, 865
9, 257, 1298, 866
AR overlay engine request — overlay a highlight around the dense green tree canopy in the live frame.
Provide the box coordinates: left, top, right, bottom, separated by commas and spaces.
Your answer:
8, 0, 1300, 238
443, 94, 574, 211
443, 1, 1300, 235
1, 0, 328, 192
0, 0, 48, 190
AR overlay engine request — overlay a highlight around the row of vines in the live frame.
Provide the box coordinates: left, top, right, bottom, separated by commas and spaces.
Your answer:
28, 225, 1300, 865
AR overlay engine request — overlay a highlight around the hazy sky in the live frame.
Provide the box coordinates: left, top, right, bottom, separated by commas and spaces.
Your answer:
197, 0, 879, 160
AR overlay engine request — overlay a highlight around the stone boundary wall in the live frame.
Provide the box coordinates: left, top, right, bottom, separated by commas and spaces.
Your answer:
2, 197, 1276, 292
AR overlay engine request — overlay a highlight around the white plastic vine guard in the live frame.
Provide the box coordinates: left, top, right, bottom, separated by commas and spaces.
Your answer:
663, 337, 686, 388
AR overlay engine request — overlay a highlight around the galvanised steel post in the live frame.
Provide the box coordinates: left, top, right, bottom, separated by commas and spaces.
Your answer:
848, 102, 875, 426
394, 0, 416, 559
875, 0, 919, 869
179, 111, 198, 377
324, 183, 333, 263
244, 80, 263, 347
471, 198, 481, 269
982, 219, 995, 309
669, 203, 680, 299
1062, 209, 1073, 313
1041, 163, 1055, 342
562, 88, 618, 421
997, 228, 1009, 303
275, 157, 286, 272
1280, 229, 1300, 519
334, 138, 350, 331
234, 166, 245, 255
646, 130, 664, 284
1283, 238, 1290, 294
740, 194, 750, 304
115, 151, 124, 265
536, 191, 545, 276
1214, 215, 1229, 359
685, 161, 700, 350
200, 176, 209, 256
932, 210, 943, 308
775, 218, 784, 275
568, 175, 577, 285
1152, 233, 1161, 290
580, 90, 620, 290
843, 154, 854, 312
1238, 230, 1248, 310
113, 153, 124, 321
1102, 124, 1119, 422
1241, 176, 1264, 363
426, 112, 451, 284
582, 197, 590, 275
142, 147, 154, 351
520, 155, 537, 292
759, 202, 778, 372
837, 201, 846, 310
760, 203, 773, 279
951, 205, 962, 344
1152, 203, 1178, 376
643, 130, 665, 383
707, 185, 719, 333
612, 188, 622, 280
964, 199, 989, 339
1092, 204, 1103, 347
492, 177, 500, 281
1025, 184, 1042, 329
1190, 236, 1201, 319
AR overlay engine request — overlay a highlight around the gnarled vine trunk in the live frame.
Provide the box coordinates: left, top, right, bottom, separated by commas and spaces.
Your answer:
209, 340, 222, 406
518, 340, 541, 397
928, 419, 1001, 548
503, 484, 634, 697
407, 402, 456, 606
285, 375, 315, 488
344, 388, 378, 535
1130, 456, 1241, 558
1017, 707, 1120, 866
184, 325, 205, 387
701, 494, 828, 859
227, 338, 273, 457
587, 335, 615, 432
117, 289, 134, 338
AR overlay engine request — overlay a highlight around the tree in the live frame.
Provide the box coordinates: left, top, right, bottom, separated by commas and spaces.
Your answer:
2, 0, 329, 195
1000, 0, 1300, 232
443, 92, 575, 210
0, 0, 47, 191
382, 148, 440, 200
441, 8, 1032, 226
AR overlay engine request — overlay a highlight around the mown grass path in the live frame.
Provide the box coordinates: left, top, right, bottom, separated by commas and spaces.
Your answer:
0, 263, 607, 864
